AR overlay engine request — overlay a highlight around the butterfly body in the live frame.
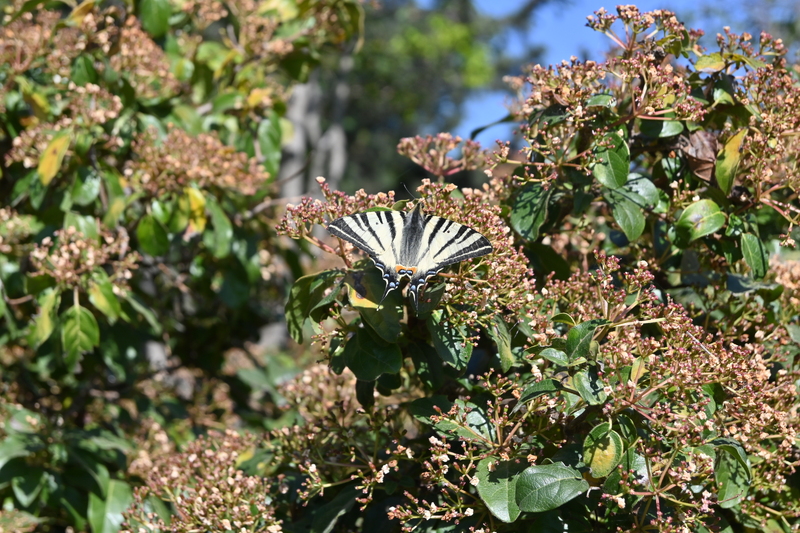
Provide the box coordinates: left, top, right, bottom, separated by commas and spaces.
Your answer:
327, 204, 492, 309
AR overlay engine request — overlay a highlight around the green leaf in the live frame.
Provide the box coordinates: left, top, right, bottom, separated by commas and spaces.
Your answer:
604, 449, 650, 494
715, 448, 750, 509
427, 309, 472, 372
675, 199, 726, 244
136, 214, 170, 256
71, 167, 101, 206
32, 288, 60, 347
551, 313, 575, 326
205, 196, 233, 258
585, 94, 616, 108
573, 367, 607, 405
12, 467, 45, 507
409, 342, 444, 391
566, 319, 607, 362
71, 54, 98, 85
715, 129, 746, 195
583, 423, 624, 477
139, 0, 171, 38
538, 348, 569, 366
711, 438, 751, 479
489, 315, 514, 372
510, 183, 551, 241
88, 276, 122, 324
408, 396, 495, 442
740, 233, 768, 280
285, 270, 343, 343
258, 111, 283, 179
593, 133, 629, 189
87, 479, 133, 533
515, 463, 589, 513
606, 187, 646, 241
639, 119, 684, 138
343, 326, 402, 381
64, 212, 99, 239
513, 378, 561, 413
61, 305, 100, 367
121, 293, 162, 334
0, 434, 33, 470
476, 458, 526, 523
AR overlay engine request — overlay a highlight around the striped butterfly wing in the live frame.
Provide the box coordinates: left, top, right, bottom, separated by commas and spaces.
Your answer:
328, 205, 493, 310
327, 210, 407, 301
407, 213, 493, 307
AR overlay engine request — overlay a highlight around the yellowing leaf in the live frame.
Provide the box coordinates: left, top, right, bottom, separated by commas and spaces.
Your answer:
695, 53, 725, 73
715, 129, 746, 195
247, 87, 271, 108
38, 132, 72, 186
68, 0, 96, 25
185, 187, 207, 234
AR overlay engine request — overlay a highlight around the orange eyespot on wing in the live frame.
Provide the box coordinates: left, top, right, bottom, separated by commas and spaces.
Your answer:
395, 265, 417, 277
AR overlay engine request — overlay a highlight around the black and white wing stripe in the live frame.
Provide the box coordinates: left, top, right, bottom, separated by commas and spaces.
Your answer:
327, 204, 493, 310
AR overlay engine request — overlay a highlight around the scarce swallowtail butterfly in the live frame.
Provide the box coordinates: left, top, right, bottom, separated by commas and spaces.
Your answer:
327, 203, 493, 310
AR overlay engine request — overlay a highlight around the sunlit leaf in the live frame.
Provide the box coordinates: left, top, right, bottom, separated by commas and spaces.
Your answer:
38, 132, 72, 186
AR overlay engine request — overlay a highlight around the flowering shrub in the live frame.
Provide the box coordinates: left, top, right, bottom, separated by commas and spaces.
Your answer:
3, 2, 800, 533
258, 6, 799, 532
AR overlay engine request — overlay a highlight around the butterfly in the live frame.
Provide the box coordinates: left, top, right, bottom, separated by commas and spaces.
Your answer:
327, 203, 493, 310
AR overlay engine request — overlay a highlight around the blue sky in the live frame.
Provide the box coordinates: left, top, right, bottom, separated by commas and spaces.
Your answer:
449, 0, 728, 146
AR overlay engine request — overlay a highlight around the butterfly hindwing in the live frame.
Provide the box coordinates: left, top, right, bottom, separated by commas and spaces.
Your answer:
328, 204, 493, 310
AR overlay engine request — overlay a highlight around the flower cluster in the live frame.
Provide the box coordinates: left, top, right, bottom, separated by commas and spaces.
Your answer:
108, 17, 181, 99
29, 227, 138, 289
125, 127, 270, 197
6, 83, 123, 168
396, 133, 487, 180
123, 430, 283, 533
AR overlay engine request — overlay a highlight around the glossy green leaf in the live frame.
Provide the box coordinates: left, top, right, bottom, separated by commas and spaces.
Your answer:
309, 484, 359, 533
12, 467, 45, 507
510, 182, 551, 241
427, 309, 472, 372
583, 423, 624, 477
345, 269, 402, 342
139, 0, 171, 38
715, 448, 750, 509
566, 319, 607, 361
258, 111, 283, 179
593, 133, 629, 189
515, 463, 589, 513
476, 458, 526, 523
62, 305, 100, 366
538, 347, 569, 366
606, 187, 646, 242
740, 233, 768, 280
489, 315, 514, 372
676, 199, 726, 244
71, 168, 101, 206
205, 196, 233, 258
639, 119, 684, 138
408, 396, 495, 442
136, 214, 169, 256
585, 94, 616, 108
604, 449, 650, 494
573, 367, 607, 405
716, 129, 746, 195
64, 212, 99, 239
513, 378, 561, 413
285, 270, 343, 343
343, 326, 402, 381
32, 288, 60, 347
87, 479, 133, 533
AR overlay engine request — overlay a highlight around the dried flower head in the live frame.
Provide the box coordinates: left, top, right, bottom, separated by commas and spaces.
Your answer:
29, 227, 138, 290
125, 127, 270, 197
